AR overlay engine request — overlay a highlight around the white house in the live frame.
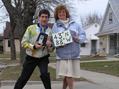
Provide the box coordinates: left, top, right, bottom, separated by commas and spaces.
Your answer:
80, 23, 100, 56
97, 0, 119, 56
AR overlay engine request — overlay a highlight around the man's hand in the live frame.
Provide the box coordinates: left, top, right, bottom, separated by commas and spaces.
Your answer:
34, 43, 43, 49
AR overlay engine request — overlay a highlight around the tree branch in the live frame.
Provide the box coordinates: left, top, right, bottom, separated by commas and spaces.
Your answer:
1, 0, 17, 17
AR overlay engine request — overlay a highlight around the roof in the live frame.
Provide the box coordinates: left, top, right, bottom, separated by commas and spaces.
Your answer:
90, 34, 99, 40
97, 0, 119, 36
109, 0, 119, 22
85, 23, 100, 40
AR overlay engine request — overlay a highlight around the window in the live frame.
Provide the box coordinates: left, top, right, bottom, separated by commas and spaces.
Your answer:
8, 40, 10, 47
100, 41, 103, 45
109, 12, 113, 24
81, 43, 86, 47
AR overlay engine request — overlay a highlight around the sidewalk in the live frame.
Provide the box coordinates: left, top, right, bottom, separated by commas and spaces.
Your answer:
80, 70, 119, 89
49, 63, 119, 89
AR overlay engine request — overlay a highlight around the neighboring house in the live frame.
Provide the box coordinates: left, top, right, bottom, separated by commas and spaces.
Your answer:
80, 23, 100, 56
97, 0, 119, 56
3, 22, 20, 53
0, 35, 3, 53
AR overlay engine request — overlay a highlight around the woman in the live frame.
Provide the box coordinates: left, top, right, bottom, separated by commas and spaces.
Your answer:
52, 5, 86, 89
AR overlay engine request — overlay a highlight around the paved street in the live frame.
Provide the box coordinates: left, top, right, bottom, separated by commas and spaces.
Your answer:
0, 81, 110, 89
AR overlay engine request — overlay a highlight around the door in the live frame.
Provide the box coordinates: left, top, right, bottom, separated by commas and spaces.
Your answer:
109, 33, 117, 55
91, 40, 97, 54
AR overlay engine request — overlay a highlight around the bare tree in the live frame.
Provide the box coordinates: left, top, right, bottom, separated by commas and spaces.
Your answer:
1, 0, 54, 62
2, 0, 37, 61
81, 13, 102, 27
1, 0, 90, 61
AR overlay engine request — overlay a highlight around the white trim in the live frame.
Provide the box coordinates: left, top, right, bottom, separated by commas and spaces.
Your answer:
106, 35, 109, 54
90, 34, 99, 40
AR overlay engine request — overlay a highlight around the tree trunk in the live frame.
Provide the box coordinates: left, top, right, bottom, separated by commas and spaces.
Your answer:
9, 30, 16, 60
2, 0, 36, 62
19, 21, 26, 64
18, 14, 34, 63
9, 18, 16, 60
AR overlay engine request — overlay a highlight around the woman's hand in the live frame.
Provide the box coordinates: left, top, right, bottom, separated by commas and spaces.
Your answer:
71, 31, 80, 43
46, 37, 52, 47
46, 40, 52, 47
73, 36, 80, 43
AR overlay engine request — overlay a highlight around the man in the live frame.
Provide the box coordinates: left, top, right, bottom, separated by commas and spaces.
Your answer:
14, 9, 52, 89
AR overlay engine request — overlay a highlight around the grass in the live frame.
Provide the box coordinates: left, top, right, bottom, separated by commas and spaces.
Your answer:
1, 55, 119, 80
0, 53, 20, 58
0, 52, 55, 58
49, 55, 107, 63
0, 53, 11, 58
81, 61, 119, 77
0, 65, 85, 81
0, 52, 106, 63
0, 52, 56, 64
0, 65, 56, 81
0, 57, 55, 65
0, 59, 20, 65
80, 56, 106, 61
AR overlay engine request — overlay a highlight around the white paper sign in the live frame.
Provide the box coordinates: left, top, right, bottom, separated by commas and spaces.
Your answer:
38, 35, 44, 44
52, 30, 73, 47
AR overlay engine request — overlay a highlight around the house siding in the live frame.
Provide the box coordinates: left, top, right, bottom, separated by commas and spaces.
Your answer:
3, 39, 20, 53
80, 24, 100, 56
98, 0, 119, 56
80, 40, 91, 55
99, 35, 109, 56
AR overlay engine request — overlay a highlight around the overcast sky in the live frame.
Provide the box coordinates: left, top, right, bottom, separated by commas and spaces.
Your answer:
0, 0, 109, 34
67, 0, 109, 24
78, 0, 108, 16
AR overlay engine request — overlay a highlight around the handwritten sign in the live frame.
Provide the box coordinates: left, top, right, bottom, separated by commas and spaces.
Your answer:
52, 30, 73, 47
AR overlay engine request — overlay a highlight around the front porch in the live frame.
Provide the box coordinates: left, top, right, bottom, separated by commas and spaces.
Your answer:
109, 33, 119, 55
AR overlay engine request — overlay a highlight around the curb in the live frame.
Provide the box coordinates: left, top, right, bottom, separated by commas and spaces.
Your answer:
0, 80, 62, 86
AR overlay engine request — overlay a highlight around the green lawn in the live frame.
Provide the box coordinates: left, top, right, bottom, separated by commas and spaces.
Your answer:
0, 58, 55, 65
0, 65, 85, 81
80, 56, 106, 61
0, 65, 56, 81
0, 53, 20, 58
49, 55, 107, 63
0, 59, 20, 64
0, 52, 106, 63
81, 61, 119, 77
1, 55, 119, 80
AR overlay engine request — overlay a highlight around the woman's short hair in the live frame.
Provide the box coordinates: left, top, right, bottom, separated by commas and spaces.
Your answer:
54, 5, 70, 21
